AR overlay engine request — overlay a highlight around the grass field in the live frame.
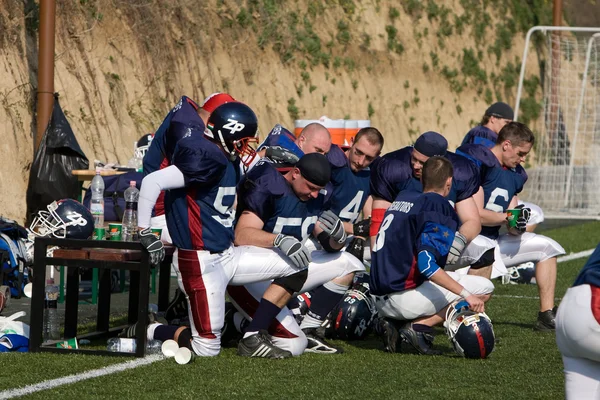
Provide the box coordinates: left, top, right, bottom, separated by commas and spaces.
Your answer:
1, 221, 599, 399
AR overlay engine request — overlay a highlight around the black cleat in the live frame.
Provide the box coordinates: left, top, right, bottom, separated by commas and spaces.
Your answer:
221, 302, 242, 346
165, 288, 188, 324
399, 324, 442, 356
303, 327, 344, 354
374, 318, 400, 353
237, 330, 293, 359
118, 311, 164, 338
534, 306, 557, 331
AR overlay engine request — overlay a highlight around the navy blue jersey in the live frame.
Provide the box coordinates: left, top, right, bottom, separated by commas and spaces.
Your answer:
461, 125, 497, 148
237, 159, 326, 240
573, 243, 600, 288
257, 124, 304, 166
370, 191, 460, 295
326, 145, 371, 223
143, 96, 204, 216
164, 133, 238, 252
369, 146, 480, 207
457, 144, 528, 239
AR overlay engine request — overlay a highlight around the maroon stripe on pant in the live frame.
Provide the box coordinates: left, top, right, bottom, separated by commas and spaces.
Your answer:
227, 285, 298, 339
178, 249, 215, 339
591, 285, 600, 325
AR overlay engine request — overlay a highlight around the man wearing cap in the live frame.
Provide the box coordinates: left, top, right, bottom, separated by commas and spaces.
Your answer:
370, 156, 494, 355
228, 153, 364, 357
462, 102, 514, 148
370, 131, 484, 277
461, 103, 544, 233
143, 93, 237, 243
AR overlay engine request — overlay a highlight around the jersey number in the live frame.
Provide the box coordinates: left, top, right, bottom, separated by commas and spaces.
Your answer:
485, 187, 509, 213
372, 214, 394, 252
339, 191, 364, 223
212, 187, 236, 227
273, 216, 318, 240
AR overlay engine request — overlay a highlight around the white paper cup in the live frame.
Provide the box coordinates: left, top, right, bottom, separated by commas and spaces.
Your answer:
23, 283, 33, 298
174, 347, 195, 364
161, 339, 179, 358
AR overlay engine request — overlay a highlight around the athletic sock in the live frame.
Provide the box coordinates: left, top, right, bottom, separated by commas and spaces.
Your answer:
153, 324, 180, 342
243, 298, 281, 337
300, 281, 348, 329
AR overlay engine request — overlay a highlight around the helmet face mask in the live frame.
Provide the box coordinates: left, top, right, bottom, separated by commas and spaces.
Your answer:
29, 199, 94, 240
444, 303, 495, 359
134, 134, 154, 160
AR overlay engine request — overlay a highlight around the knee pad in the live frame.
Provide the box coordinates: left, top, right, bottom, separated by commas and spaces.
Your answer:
274, 269, 309, 294
177, 328, 193, 350
471, 248, 495, 269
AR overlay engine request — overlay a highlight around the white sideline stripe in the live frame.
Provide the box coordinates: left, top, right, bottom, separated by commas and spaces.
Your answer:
557, 249, 595, 263
0, 354, 163, 400
494, 294, 563, 301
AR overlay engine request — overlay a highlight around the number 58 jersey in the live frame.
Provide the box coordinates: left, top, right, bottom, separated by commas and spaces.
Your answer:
236, 160, 326, 240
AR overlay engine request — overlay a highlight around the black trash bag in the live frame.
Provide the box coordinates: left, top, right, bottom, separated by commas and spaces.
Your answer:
26, 93, 89, 224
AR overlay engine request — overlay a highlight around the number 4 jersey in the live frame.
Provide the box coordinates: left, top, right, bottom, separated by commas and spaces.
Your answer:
370, 191, 460, 295
456, 143, 528, 239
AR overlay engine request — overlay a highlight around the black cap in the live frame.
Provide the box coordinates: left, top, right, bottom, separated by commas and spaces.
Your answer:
414, 131, 448, 157
485, 102, 514, 120
296, 153, 331, 186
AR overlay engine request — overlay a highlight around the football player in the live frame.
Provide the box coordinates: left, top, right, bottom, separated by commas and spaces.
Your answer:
556, 243, 600, 399
128, 102, 309, 358
370, 156, 494, 355
462, 102, 544, 232
369, 131, 492, 278
229, 153, 365, 356
457, 122, 565, 330
143, 93, 237, 243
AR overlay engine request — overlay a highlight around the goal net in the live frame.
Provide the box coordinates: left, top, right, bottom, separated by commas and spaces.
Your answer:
515, 27, 600, 219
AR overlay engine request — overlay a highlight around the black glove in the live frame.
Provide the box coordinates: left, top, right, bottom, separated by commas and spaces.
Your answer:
274, 234, 311, 269
345, 236, 365, 263
352, 219, 371, 238
514, 204, 531, 233
265, 146, 300, 164
447, 232, 467, 265
139, 228, 165, 266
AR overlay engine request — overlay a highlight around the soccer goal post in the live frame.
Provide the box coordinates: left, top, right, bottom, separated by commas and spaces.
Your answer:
515, 26, 600, 219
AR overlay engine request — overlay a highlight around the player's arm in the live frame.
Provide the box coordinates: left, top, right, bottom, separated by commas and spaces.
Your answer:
370, 196, 391, 248
425, 259, 484, 313
473, 187, 508, 227
313, 212, 346, 252
138, 165, 185, 229
508, 195, 519, 209
362, 195, 373, 220
455, 197, 481, 242
234, 211, 274, 247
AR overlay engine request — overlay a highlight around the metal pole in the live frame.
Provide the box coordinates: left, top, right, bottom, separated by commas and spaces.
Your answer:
553, 0, 563, 27
35, 0, 56, 153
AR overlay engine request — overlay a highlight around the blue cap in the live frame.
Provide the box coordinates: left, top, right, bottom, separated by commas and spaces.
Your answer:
414, 131, 448, 157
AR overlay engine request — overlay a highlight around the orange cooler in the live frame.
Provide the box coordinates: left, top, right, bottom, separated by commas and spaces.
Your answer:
344, 120, 359, 146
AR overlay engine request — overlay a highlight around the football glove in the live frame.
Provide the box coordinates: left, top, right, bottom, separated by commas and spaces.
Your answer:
514, 204, 531, 234
352, 218, 371, 238
446, 232, 467, 265
274, 234, 311, 269
139, 228, 165, 266
318, 210, 347, 244
265, 146, 300, 164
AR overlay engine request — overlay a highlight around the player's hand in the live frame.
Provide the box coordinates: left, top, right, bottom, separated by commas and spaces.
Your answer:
345, 236, 365, 262
139, 228, 165, 266
465, 294, 485, 313
515, 204, 531, 233
352, 218, 371, 238
446, 232, 467, 265
274, 234, 311, 269
265, 146, 300, 164
318, 210, 347, 244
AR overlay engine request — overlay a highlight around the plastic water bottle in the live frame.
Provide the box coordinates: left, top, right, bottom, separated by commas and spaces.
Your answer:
106, 338, 162, 354
43, 279, 60, 341
122, 181, 139, 242
90, 168, 105, 228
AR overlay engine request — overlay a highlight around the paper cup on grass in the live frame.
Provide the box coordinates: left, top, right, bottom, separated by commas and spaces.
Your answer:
161, 339, 179, 358
23, 282, 32, 298
174, 347, 195, 364
56, 337, 78, 349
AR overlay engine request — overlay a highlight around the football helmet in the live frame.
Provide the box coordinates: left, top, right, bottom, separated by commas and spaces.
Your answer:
325, 273, 378, 340
134, 133, 154, 159
205, 102, 258, 168
502, 262, 536, 285
29, 199, 94, 240
444, 301, 495, 359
